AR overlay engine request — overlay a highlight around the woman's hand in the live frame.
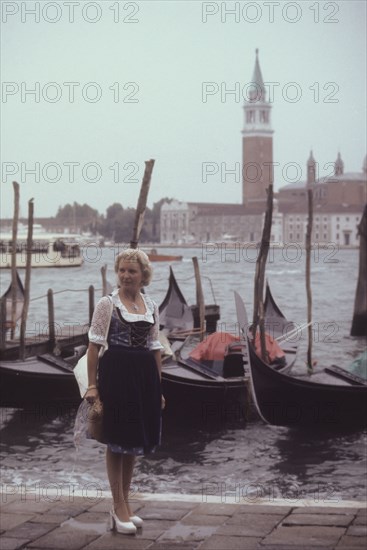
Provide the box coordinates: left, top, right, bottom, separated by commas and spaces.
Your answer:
161, 395, 166, 410
84, 387, 99, 404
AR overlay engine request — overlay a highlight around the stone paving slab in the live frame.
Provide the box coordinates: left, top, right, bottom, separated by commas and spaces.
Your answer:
336, 536, 367, 547
146, 544, 197, 550
231, 503, 293, 514
259, 547, 336, 550
157, 522, 218, 543
353, 516, 367, 525
139, 506, 189, 521
84, 532, 154, 549
292, 506, 360, 515
180, 513, 228, 526
0, 536, 31, 550
1, 500, 54, 515
4, 520, 58, 540
47, 501, 92, 518
0, 494, 21, 509
138, 500, 197, 510
217, 512, 284, 536
346, 525, 367, 536
263, 524, 346, 547
199, 534, 261, 549
283, 513, 355, 526
189, 502, 239, 516
226, 511, 285, 524
0, 513, 37, 531
27, 525, 100, 549
0, 494, 365, 550
28, 513, 79, 525
131, 519, 177, 540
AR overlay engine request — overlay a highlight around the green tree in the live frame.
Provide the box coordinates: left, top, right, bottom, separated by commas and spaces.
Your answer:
55, 202, 99, 233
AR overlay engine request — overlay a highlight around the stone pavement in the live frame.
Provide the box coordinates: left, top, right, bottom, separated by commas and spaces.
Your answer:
0, 492, 366, 550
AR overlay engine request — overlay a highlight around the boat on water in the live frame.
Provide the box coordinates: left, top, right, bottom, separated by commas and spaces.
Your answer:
0, 275, 88, 406
147, 249, 183, 262
234, 291, 367, 430
0, 348, 86, 407
0, 230, 83, 268
160, 270, 298, 421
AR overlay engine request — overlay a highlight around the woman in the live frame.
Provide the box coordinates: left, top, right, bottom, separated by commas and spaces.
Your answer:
85, 248, 164, 535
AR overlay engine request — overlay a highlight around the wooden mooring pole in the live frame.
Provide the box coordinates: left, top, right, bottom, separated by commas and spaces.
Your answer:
0, 298, 6, 350
252, 184, 273, 361
130, 159, 155, 249
192, 256, 205, 340
19, 199, 34, 360
305, 189, 313, 372
89, 285, 95, 325
47, 289, 55, 346
101, 264, 108, 296
11, 181, 20, 340
351, 204, 367, 336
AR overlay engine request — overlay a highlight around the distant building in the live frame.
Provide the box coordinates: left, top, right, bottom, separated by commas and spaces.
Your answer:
160, 51, 366, 246
279, 151, 366, 247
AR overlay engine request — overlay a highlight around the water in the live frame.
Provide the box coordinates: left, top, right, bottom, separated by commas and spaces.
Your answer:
1, 246, 366, 503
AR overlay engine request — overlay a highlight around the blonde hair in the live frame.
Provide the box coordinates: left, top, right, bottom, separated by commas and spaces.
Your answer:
114, 248, 152, 286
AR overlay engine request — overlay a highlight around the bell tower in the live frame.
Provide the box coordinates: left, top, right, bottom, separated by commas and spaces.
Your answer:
242, 49, 274, 207
307, 150, 317, 186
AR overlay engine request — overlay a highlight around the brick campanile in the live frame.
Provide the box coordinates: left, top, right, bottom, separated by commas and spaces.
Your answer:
242, 49, 274, 207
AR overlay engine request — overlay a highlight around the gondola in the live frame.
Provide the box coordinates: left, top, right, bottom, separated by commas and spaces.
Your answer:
0, 344, 87, 407
159, 266, 194, 332
234, 291, 367, 429
0, 348, 86, 407
1, 271, 25, 331
160, 271, 298, 422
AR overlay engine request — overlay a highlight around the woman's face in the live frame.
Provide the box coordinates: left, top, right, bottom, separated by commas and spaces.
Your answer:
117, 259, 143, 291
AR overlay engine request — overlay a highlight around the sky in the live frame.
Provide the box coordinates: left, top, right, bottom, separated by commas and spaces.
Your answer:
1, 0, 366, 219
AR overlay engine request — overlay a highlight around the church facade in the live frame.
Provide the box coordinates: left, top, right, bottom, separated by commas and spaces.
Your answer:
160, 51, 366, 246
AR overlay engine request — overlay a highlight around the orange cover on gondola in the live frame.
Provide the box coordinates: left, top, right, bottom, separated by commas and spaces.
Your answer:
190, 332, 239, 361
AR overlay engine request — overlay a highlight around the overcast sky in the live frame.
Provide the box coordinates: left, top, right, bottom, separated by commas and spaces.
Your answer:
1, 0, 366, 219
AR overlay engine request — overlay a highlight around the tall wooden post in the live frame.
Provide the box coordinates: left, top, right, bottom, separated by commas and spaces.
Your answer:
11, 181, 20, 339
130, 159, 155, 249
0, 298, 6, 350
305, 189, 313, 372
252, 184, 273, 361
351, 204, 367, 336
47, 289, 55, 346
192, 256, 205, 340
19, 199, 34, 360
89, 285, 95, 325
101, 264, 108, 296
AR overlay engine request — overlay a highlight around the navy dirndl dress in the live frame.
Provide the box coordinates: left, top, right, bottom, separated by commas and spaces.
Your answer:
90, 291, 162, 455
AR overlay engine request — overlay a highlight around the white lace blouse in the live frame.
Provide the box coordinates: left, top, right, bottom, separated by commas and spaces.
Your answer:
88, 289, 163, 351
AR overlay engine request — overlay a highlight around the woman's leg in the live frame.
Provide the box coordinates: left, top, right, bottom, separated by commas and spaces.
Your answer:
106, 447, 130, 521
122, 454, 136, 516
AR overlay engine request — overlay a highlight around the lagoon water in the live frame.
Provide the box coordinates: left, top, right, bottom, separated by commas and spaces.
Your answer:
1, 245, 366, 503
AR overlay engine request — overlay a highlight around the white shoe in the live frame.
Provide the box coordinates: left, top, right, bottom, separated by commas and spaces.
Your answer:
130, 515, 143, 528
109, 509, 137, 534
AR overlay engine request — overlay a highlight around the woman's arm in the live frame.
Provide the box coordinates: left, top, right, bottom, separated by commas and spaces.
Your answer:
84, 342, 101, 402
87, 342, 100, 386
84, 295, 111, 401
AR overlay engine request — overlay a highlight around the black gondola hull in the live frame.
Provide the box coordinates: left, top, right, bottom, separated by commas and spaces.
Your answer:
161, 370, 248, 423
248, 345, 367, 429
0, 356, 82, 408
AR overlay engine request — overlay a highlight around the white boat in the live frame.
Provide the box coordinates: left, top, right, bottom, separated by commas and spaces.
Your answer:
0, 231, 83, 268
